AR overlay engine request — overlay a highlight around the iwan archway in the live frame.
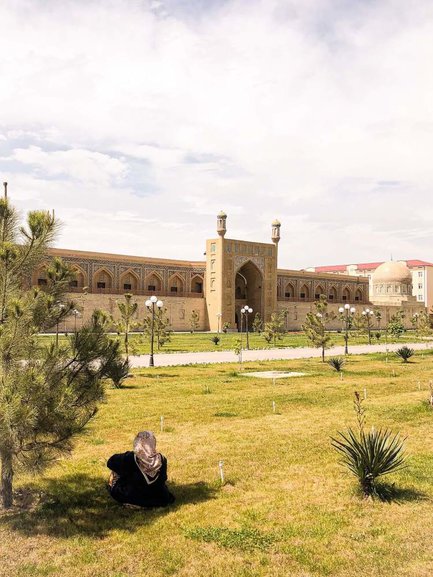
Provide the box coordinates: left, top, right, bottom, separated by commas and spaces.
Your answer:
235, 260, 263, 330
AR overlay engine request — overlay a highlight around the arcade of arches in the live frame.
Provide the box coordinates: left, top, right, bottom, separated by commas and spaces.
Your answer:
32, 214, 425, 332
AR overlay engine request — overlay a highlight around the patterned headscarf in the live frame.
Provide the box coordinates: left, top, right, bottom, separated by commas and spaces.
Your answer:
133, 431, 162, 482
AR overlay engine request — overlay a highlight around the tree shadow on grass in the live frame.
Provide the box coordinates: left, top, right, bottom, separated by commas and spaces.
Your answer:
0, 473, 217, 538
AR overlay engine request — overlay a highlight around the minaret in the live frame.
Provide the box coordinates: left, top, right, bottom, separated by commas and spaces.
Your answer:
271, 219, 281, 244
217, 210, 227, 237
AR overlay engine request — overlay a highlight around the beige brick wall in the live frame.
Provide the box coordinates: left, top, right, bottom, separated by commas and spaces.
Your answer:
58, 293, 207, 332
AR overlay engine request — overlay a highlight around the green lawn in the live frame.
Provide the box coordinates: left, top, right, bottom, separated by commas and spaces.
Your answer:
1, 350, 433, 576
39, 329, 427, 355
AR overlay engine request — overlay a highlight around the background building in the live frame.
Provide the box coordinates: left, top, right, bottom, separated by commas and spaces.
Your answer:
306, 260, 433, 308
32, 213, 425, 332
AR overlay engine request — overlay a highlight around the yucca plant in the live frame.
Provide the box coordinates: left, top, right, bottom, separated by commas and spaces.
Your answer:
331, 392, 407, 498
328, 357, 345, 372
395, 346, 415, 363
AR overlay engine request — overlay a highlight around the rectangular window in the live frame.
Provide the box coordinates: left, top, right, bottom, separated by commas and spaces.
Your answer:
210, 242, 216, 253
37, 278, 47, 286
418, 295, 424, 301
193, 282, 203, 293
148, 285, 156, 291
69, 280, 78, 288
418, 283, 423, 289
342, 295, 347, 300
170, 286, 178, 293
300, 292, 306, 299
355, 296, 359, 301
418, 271, 423, 277
328, 294, 334, 300
285, 292, 291, 298
124, 283, 132, 290
315, 293, 320, 299
97, 282, 106, 289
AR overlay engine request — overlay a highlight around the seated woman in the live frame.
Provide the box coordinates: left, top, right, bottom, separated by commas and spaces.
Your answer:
107, 431, 175, 508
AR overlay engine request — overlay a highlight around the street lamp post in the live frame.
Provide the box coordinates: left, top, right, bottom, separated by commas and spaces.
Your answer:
145, 295, 164, 367
241, 306, 253, 350
362, 308, 375, 345
338, 303, 356, 354
216, 312, 222, 334
72, 308, 81, 334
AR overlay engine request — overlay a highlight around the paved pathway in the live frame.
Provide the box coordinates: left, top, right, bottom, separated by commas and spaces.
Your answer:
129, 341, 431, 368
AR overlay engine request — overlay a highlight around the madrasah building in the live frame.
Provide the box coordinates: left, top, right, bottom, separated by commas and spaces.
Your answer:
33, 212, 426, 332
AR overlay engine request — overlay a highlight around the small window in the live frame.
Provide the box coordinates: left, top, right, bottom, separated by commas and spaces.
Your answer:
38, 278, 47, 286
328, 294, 334, 300
418, 271, 423, 277
300, 292, 306, 299
355, 296, 359, 301
148, 285, 156, 291
69, 280, 78, 288
418, 283, 423, 289
124, 283, 132, 290
193, 282, 203, 293
285, 292, 291, 298
170, 286, 178, 293
342, 295, 347, 301
315, 293, 320, 299
97, 282, 106, 289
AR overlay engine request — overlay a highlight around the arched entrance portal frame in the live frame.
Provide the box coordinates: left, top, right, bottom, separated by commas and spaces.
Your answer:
235, 260, 263, 330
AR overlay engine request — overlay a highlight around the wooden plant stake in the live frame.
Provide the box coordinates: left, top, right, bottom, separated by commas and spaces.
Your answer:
160, 415, 164, 432
364, 387, 367, 400
219, 460, 225, 484
272, 400, 276, 414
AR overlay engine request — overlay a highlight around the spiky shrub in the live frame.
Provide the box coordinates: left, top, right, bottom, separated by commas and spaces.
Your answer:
395, 346, 415, 363
331, 392, 406, 498
328, 357, 345, 372
103, 357, 131, 388
211, 335, 220, 345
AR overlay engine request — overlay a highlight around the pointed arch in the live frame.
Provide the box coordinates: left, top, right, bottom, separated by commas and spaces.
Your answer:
299, 284, 310, 299
354, 288, 363, 302
168, 273, 185, 295
32, 263, 49, 287
120, 269, 139, 292
342, 286, 351, 302
314, 285, 325, 300
93, 267, 114, 291
328, 286, 337, 301
69, 264, 87, 290
145, 271, 163, 293
284, 282, 295, 299
191, 274, 204, 294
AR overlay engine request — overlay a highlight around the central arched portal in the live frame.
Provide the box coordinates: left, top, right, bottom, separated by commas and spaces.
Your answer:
235, 261, 263, 330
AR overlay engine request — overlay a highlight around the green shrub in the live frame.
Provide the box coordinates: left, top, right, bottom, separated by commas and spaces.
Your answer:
328, 357, 345, 372
211, 335, 221, 345
104, 358, 131, 388
395, 346, 415, 363
331, 392, 406, 498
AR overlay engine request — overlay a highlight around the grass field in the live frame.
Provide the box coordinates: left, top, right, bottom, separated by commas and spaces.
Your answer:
1, 350, 433, 576
39, 329, 426, 355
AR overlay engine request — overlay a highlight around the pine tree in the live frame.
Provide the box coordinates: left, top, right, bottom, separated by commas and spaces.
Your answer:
114, 293, 138, 360
302, 295, 336, 361
263, 311, 286, 347
0, 194, 121, 508
189, 309, 200, 333
143, 307, 172, 350
252, 312, 263, 334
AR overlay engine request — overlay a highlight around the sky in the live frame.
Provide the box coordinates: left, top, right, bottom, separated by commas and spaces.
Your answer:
1, 0, 433, 269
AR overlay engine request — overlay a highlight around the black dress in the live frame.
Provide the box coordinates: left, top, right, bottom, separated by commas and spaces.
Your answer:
107, 451, 175, 508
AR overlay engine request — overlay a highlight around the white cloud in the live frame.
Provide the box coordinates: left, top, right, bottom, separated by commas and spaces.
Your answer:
0, 0, 432, 267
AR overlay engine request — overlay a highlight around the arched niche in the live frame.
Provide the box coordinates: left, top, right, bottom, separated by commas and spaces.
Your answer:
355, 288, 363, 302
299, 284, 310, 299
342, 287, 351, 301
328, 286, 337, 301
120, 269, 139, 292
93, 268, 113, 291
235, 260, 263, 327
191, 274, 204, 294
314, 285, 325, 300
169, 273, 184, 295
145, 272, 163, 293
69, 265, 87, 290
284, 282, 295, 299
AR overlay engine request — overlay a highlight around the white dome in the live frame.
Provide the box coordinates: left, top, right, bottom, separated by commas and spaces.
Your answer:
372, 261, 412, 284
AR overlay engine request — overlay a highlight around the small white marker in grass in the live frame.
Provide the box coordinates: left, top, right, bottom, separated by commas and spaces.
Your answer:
272, 378, 276, 387
364, 387, 367, 400
218, 460, 225, 484
272, 400, 276, 413
340, 372, 343, 381
160, 415, 164, 432
418, 381, 421, 391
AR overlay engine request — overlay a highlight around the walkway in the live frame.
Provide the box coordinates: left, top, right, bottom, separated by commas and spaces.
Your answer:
129, 341, 431, 368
